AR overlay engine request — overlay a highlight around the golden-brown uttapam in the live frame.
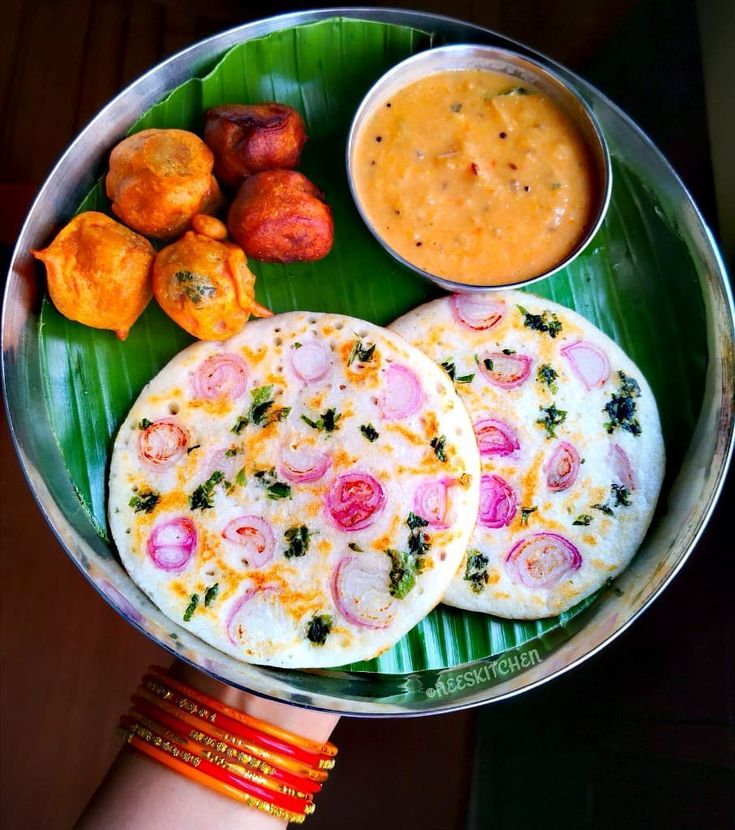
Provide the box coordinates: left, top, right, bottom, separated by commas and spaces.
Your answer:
109, 312, 480, 667
390, 291, 665, 619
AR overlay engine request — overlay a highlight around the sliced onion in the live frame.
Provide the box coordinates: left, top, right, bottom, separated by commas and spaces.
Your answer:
608, 443, 637, 491
222, 515, 275, 568
331, 554, 395, 629
289, 340, 332, 382
474, 418, 520, 457
450, 293, 505, 330
560, 340, 610, 390
280, 443, 331, 483
413, 479, 454, 528
198, 446, 242, 483
380, 364, 423, 420
138, 418, 189, 469
505, 532, 582, 589
327, 472, 385, 531
192, 353, 249, 400
147, 517, 197, 572
478, 474, 518, 528
478, 351, 532, 389
226, 586, 287, 646
544, 441, 581, 492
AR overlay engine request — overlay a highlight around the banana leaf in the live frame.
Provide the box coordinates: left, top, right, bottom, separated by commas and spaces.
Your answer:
38, 18, 706, 673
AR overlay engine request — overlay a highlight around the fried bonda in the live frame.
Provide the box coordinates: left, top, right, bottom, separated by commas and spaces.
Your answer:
204, 104, 307, 188
152, 215, 271, 341
31, 211, 154, 340
227, 170, 334, 263
106, 129, 222, 239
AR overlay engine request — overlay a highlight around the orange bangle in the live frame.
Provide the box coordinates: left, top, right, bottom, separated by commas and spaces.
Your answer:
118, 725, 307, 824
139, 679, 329, 781
149, 665, 337, 759
128, 702, 315, 802
145, 670, 334, 768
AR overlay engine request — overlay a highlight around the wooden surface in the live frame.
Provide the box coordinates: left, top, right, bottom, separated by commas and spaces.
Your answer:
1, 2, 732, 829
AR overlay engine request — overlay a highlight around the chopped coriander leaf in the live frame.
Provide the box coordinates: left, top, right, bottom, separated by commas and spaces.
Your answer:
464, 550, 490, 594
253, 468, 292, 500
190, 470, 225, 511
498, 86, 530, 96
224, 446, 241, 457
407, 511, 429, 530
348, 542, 363, 552
407, 512, 430, 556
300, 407, 342, 433
483, 358, 494, 371
603, 371, 642, 435
306, 614, 333, 645
360, 423, 379, 442
518, 305, 563, 338
183, 594, 199, 622
232, 386, 289, 433
347, 337, 376, 366
520, 506, 537, 526
231, 416, 248, 435
591, 502, 615, 517
537, 363, 559, 392
611, 483, 632, 507
573, 514, 593, 526
430, 435, 448, 462
293, 342, 302, 349
234, 468, 247, 487
440, 359, 456, 380
204, 584, 219, 607
138, 418, 152, 430
386, 549, 418, 599
456, 373, 475, 384
284, 525, 311, 558
536, 403, 567, 438
174, 270, 216, 304
129, 489, 160, 514
502, 348, 516, 355
186, 444, 201, 454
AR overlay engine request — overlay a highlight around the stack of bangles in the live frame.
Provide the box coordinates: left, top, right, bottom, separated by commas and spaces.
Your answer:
116, 666, 337, 824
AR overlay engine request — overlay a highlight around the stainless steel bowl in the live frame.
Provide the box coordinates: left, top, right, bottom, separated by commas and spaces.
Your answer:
2, 8, 734, 716
346, 43, 612, 292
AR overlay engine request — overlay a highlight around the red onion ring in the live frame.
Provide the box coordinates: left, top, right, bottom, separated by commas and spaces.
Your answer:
221, 515, 275, 568
380, 364, 423, 420
560, 340, 610, 390
474, 418, 520, 457
147, 517, 197, 572
413, 479, 454, 528
192, 353, 249, 400
505, 532, 582, 589
280, 444, 332, 483
138, 418, 189, 469
331, 554, 395, 629
478, 474, 518, 528
608, 443, 637, 490
289, 340, 332, 382
326, 472, 386, 531
450, 293, 505, 330
478, 351, 532, 389
225, 586, 278, 645
544, 441, 581, 492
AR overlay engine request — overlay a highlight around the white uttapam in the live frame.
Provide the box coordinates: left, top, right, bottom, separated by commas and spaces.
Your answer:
391, 291, 665, 619
109, 312, 480, 667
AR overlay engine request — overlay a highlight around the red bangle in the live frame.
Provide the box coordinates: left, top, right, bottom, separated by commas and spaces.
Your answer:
149, 665, 337, 759
143, 673, 331, 768
118, 725, 307, 824
128, 699, 315, 801
120, 716, 312, 816
137, 682, 328, 783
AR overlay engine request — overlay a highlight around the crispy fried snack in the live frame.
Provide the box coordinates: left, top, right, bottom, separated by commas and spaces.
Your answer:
106, 129, 222, 239
31, 211, 154, 340
227, 170, 334, 263
204, 103, 307, 188
152, 215, 272, 341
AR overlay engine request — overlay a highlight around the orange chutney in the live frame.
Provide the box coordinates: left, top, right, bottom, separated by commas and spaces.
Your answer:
352, 69, 597, 285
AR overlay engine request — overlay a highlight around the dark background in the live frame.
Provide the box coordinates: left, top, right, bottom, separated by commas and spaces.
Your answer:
1, 2, 732, 829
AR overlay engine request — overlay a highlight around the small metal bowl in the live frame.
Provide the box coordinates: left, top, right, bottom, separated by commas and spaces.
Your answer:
346, 44, 612, 292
